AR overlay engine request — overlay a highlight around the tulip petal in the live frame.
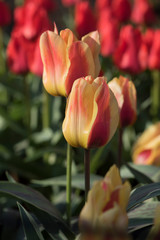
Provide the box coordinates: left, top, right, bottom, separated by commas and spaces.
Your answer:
60, 28, 77, 46
40, 30, 69, 96
63, 76, 96, 148
82, 31, 101, 77
65, 42, 95, 96
88, 79, 119, 148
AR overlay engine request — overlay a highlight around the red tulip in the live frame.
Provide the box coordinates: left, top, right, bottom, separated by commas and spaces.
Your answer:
14, 3, 51, 40
25, 0, 56, 11
0, 1, 11, 26
27, 38, 43, 76
148, 30, 160, 70
7, 31, 28, 74
95, 0, 111, 12
61, 0, 81, 7
112, 0, 131, 22
113, 25, 142, 74
75, 1, 97, 38
138, 28, 154, 70
97, 9, 119, 56
131, 0, 156, 25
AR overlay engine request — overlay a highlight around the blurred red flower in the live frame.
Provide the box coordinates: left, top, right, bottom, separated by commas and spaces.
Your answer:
113, 25, 142, 74
75, 1, 97, 38
148, 30, 160, 70
97, 9, 119, 56
131, 0, 156, 25
7, 31, 29, 74
61, 0, 81, 7
14, 2, 51, 40
96, 0, 131, 22
0, 1, 11, 26
7, 1, 52, 76
112, 0, 131, 22
25, 0, 56, 11
138, 28, 154, 71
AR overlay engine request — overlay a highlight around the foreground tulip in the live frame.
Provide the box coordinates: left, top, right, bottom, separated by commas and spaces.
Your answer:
132, 122, 160, 165
79, 165, 131, 230
62, 76, 119, 149
109, 76, 137, 128
40, 27, 101, 97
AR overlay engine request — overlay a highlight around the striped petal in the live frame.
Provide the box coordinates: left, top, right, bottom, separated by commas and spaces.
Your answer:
40, 30, 70, 96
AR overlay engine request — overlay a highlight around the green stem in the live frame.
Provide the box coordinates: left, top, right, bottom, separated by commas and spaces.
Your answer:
24, 75, 31, 136
118, 128, 123, 168
84, 149, 90, 201
151, 71, 160, 121
42, 87, 50, 129
66, 143, 72, 225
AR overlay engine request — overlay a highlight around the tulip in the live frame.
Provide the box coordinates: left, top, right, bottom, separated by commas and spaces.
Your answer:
14, 3, 51, 40
131, 0, 155, 25
61, 0, 81, 7
97, 9, 119, 57
62, 76, 119, 149
138, 28, 154, 71
7, 31, 29, 74
132, 122, 160, 165
40, 27, 101, 97
148, 30, 160, 70
112, 0, 131, 22
75, 1, 97, 38
79, 165, 131, 230
0, 1, 11, 27
25, 0, 56, 11
113, 25, 142, 74
109, 76, 137, 128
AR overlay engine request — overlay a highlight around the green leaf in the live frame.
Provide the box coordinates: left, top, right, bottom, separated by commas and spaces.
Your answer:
127, 182, 160, 211
17, 202, 45, 240
125, 163, 153, 184
32, 174, 103, 190
128, 201, 158, 232
121, 163, 159, 181
0, 181, 75, 239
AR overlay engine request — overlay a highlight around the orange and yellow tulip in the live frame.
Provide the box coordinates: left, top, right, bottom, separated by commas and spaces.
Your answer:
40, 25, 101, 97
79, 165, 131, 230
132, 122, 160, 165
62, 76, 119, 149
108, 76, 137, 128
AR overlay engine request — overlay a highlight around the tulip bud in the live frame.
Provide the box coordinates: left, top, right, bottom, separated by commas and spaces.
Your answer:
132, 122, 160, 165
109, 76, 137, 128
40, 26, 101, 97
79, 165, 131, 231
62, 76, 119, 149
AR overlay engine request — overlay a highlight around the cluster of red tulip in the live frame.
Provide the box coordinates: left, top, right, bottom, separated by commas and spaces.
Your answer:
6, 0, 56, 76
74, 0, 160, 74
1, 0, 160, 238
